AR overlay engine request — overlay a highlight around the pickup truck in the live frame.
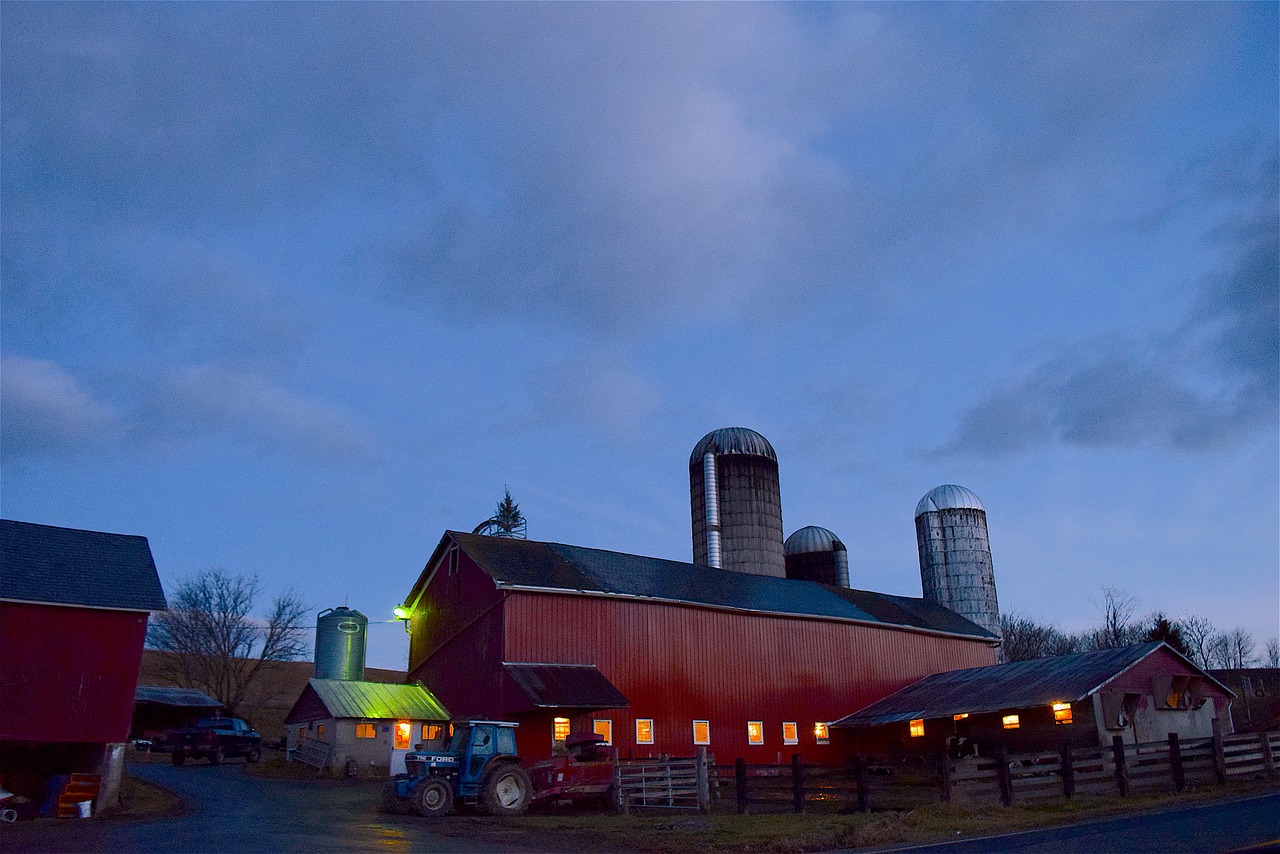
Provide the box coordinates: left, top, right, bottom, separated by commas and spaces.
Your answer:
158, 717, 262, 766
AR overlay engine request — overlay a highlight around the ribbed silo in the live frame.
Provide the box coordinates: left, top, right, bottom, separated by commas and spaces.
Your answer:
784, 526, 850, 587
690, 427, 785, 578
314, 607, 368, 681
914, 485, 1000, 637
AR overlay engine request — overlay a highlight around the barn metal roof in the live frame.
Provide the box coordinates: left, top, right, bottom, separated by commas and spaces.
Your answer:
504, 663, 629, 709
689, 427, 778, 466
442, 532, 997, 641
830, 642, 1230, 727
300, 679, 450, 721
915, 484, 985, 517
134, 686, 222, 708
1, 519, 167, 612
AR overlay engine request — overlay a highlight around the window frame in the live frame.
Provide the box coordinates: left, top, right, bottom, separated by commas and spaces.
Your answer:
552, 716, 571, 746
909, 719, 925, 738
782, 722, 799, 745
593, 719, 613, 745
747, 720, 764, 745
635, 718, 654, 745
692, 720, 711, 746
1002, 714, 1020, 730
814, 722, 830, 744
355, 722, 377, 739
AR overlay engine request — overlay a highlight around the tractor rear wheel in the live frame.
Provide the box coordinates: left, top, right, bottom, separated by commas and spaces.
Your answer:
413, 777, 454, 818
481, 764, 532, 817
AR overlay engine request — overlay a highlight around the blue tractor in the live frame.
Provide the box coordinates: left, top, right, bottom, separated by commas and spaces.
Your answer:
383, 720, 533, 817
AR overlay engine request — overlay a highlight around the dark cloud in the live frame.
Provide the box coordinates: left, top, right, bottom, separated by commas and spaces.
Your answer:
934, 142, 1279, 459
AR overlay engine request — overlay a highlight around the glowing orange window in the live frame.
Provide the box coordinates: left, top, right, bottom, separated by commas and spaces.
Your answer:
1053, 703, 1073, 725
747, 721, 764, 745
394, 720, 412, 750
909, 719, 925, 738
1002, 714, 1020, 730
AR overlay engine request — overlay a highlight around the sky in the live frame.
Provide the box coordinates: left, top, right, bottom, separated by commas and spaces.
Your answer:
2, 2, 1276, 672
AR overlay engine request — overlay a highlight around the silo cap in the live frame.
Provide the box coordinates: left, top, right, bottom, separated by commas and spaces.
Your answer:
784, 526, 845, 555
915, 484, 985, 517
690, 427, 777, 467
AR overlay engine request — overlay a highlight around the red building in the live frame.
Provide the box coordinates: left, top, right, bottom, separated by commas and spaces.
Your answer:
404, 532, 998, 763
0, 520, 167, 811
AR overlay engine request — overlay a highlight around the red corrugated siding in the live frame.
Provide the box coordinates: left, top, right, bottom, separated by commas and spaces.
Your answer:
502, 592, 995, 762
0, 601, 149, 743
1104, 645, 1233, 719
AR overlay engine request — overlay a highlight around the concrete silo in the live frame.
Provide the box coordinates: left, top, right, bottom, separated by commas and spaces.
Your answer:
314, 607, 368, 681
914, 485, 1000, 637
784, 526, 850, 587
690, 427, 785, 577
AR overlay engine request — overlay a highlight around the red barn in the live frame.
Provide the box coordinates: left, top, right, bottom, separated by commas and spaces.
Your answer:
403, 532, 998, 763
0, 520, 167, 811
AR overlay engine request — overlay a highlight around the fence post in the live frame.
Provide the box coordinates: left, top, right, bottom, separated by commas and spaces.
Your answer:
995, 745, 1013, 807
939, 751, 952, 802
1168, 732, 1185, 793
1112, 735, 1130, 797
790, 753, 805, 814
1211, 718, 1227, 785
1060, 742, 1075, 798
854, 755, 870, 812
614, 751, 628, 814
735, 757, 748, 814
696, 747, 710, 814
1259, 731, 1276, 777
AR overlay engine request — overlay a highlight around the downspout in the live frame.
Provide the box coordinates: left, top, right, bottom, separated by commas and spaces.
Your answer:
702, 451, 722, 569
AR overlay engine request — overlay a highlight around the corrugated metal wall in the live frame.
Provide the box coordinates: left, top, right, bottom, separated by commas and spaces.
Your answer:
502, 592, 996, 762
0, 601, 149, 743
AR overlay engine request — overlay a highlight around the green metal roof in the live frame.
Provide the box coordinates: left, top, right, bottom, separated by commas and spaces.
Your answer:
301, 679, 450, 721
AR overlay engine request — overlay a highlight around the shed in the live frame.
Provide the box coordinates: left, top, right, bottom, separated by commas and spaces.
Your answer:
131, 687, 224, 741
284, 679, 450, 776
0, 519, 167, 812
830, 642, 1234, 759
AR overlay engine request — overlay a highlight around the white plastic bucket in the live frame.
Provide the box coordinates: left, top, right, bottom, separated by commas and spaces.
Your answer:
77, 801, 91, 818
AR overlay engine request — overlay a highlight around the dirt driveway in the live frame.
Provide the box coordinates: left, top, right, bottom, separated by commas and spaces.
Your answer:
0, 763, 544, 854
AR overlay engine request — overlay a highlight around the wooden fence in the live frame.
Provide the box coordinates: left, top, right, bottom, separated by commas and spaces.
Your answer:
708, 729, 1278, 814
614, 749, 710, 813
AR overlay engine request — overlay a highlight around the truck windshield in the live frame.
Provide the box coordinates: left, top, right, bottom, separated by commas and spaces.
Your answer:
195, 720, 227, 730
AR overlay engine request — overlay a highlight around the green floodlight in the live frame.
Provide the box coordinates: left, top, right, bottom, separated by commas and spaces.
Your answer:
393, 605, 410, 621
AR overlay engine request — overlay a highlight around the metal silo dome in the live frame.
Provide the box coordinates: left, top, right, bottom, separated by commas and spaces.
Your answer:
914, 484, 985, 517
784, 526, 843, 555
689, 427, 778, 467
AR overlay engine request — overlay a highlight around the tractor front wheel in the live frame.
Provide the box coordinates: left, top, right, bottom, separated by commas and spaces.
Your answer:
481, 764, 532, 817
413, 778, 454, 818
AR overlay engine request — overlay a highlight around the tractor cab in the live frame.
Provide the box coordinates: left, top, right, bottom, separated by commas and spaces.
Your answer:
388, 720, 532, 817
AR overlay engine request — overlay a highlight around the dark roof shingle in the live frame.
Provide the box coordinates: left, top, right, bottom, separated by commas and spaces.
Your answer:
445, 532, 996, 641
1, 519, 167, 612
504, 663, 629, 709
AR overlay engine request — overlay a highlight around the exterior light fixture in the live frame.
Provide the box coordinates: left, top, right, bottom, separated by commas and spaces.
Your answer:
393, 605, 411, 633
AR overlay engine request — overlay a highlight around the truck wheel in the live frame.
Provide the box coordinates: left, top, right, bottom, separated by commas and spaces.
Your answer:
171, 752, 186, 767
246, 746, 262, 764
412, 778, 453, 818
481, 764, 532, 817
210, 746, 224, 765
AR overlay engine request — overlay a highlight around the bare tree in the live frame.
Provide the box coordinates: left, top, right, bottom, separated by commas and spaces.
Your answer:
1266, 638, 1280, 668
1000, 613, 1079, 662
1084, 587, 1142, 650
147, 568, 309, 716
1179, 614, 1218, 668
1214, 627, 1257, 669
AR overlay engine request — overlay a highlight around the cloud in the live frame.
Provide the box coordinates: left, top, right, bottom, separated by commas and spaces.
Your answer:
135, 366, 376, 464
0, 356, 121, 462
522, 349, 661, 441
933, 142, 1278, 459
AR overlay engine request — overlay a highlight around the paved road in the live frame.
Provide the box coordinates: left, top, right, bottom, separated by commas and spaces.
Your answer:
0, 763, 541, 853
873, 791, 1280, 853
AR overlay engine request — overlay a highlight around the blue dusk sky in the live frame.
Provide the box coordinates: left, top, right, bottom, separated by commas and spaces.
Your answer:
2, 2, 1276, 670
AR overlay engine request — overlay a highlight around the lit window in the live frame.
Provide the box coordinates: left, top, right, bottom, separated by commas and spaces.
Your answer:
953, 713, 969, 721
316, 724, 326, 740
1002, 714, 1020, 730
356, 723, 376, 739
1052, 703, 1073, 725
593, 719, 612, 745
909, 719, 925, 738
814, 722, 829, 744
394, 721, 411, 749
782, 722, 798, 745
692, 720, 710, 745
636, 719, 654, 745
422, 724, 442, 741
553, 717, 571, 744
747, 721, 764, 745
